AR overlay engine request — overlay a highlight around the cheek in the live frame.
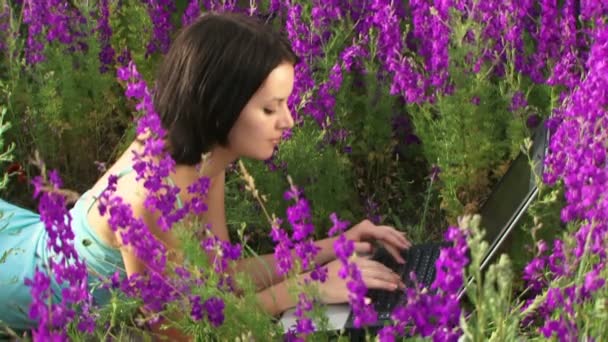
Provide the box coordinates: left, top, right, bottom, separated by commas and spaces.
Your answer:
228, 119, 275, 159
228, 119, 265, 149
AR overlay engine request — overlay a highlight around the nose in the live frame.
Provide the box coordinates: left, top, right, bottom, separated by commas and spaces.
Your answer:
279, 106, 295, 130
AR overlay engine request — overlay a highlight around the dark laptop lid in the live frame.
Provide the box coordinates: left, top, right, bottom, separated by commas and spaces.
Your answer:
455, 124, 549, 301
476, 124, 549, 271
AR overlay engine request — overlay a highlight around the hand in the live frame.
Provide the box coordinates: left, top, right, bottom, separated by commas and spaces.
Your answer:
343, 219, 411, 264
318, 257, 405, 304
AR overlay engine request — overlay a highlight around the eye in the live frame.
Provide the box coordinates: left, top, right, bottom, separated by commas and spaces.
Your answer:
263, 108, 276, 115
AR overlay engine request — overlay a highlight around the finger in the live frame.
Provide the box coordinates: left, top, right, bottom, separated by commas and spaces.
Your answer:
377, 225, 409, 244
362, 275, 403, 292
376, 226, 409, 250
359, 259, 403, 280
354, 241, 373, 255
359, 264, 402, 285
399, 231, 413, 248
390, 228, 411, 248
392, 229, 411, 247
383, 243, 406, 264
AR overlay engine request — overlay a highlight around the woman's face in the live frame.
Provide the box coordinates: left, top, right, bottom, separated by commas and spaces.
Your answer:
226, 62, 295, 160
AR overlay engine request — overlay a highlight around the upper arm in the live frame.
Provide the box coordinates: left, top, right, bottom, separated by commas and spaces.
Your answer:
114, 170, 227, 277
113, 178, 182, 277
120, 205, 186, 279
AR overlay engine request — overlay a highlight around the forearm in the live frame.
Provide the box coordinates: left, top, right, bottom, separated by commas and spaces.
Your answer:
255, 274, 306, 316
234, 237, 338, 290
256, 279, 294, 316
149, 321, 191, 342
312, 236, 338, 266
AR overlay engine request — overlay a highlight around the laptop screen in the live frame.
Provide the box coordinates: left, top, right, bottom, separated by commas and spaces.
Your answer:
477, 125, 548, 269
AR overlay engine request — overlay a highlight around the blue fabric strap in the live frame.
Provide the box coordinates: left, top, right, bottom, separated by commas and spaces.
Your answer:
87, 166, 134, 213
166, 176, 184, 209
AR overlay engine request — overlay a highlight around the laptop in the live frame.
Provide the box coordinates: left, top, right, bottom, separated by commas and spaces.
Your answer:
280, 123, 550, 334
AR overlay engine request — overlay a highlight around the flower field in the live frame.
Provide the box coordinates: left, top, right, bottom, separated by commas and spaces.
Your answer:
0, 0, 607, 341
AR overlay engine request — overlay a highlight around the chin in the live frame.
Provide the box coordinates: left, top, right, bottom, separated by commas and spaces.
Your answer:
246, 150, 275, 161
261, 151, 275, 161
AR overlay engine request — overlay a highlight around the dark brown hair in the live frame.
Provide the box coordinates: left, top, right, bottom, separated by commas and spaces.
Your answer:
153, 12, 298, 165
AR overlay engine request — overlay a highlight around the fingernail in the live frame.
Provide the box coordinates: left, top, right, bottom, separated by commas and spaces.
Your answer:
364, 297, 372, 305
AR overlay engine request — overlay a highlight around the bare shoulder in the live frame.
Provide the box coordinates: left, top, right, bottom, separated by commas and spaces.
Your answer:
84, 140, 150, 248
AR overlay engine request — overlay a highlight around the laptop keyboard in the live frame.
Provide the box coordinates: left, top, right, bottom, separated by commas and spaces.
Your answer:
346, 242, 451, 326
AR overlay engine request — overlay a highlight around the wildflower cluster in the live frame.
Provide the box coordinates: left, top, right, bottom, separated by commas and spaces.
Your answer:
25, 171, 94, 341
281, 184, 325, 337
96, 0, 114, 73
4, 0, 608, 341
182, 0, 202, 27
329, 213, 377, 328
379, 225, 468, 341
201, 228, 242, 292
142, 0, 175, 56
521, 21, 608, 340
22, 0, 87, 65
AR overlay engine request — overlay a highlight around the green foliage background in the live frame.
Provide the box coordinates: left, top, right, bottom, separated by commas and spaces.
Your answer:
0, 0, 583, 340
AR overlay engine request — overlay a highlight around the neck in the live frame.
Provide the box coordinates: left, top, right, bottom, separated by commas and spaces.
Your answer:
197, 145, 237, 178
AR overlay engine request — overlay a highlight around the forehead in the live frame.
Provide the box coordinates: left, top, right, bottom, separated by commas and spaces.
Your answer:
255, 63, 295, 99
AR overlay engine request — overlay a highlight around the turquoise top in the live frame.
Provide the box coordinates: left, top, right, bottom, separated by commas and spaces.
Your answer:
0, 167, 182, 332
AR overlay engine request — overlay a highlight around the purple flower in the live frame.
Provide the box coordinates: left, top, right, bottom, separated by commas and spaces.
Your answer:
540, 317, 578, 341
143, 0, 176, 56
526, 114, 541, 128
182, 0, 201, 27
522, 22, 608, 336
310, 264, 328, 282
327, 212, 350, 237
293, 293, 315, 335
284, 186, 320, 271
270, 219, 294, 276
509, 91, 528, 112
203, 297, 225, 327
26, 171, 94, 337
190, 295, 203, 321
96, 0, 115, 73
334, 235, 354, 263
364, 198, 381, 224
522, 257, 546, 293
288, 61, 315, 124
333, 233, 376, 327
23, 0, 47, 64
200, 231, 242, 274
378, 325, 397, 342
430, 164, 441, 182
409, 0, 451, 94
578, 267, 605, 300
380, 225, 467, 340
294, 240, 321, 270
201, 0, 238, 12
340, 43, 368, 72
531, 0, 562, 82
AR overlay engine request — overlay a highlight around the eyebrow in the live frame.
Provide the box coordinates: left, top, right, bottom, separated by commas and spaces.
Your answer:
267, 96, 286, 102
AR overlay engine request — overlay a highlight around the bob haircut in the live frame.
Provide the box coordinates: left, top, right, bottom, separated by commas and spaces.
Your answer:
153, 12, 298, 165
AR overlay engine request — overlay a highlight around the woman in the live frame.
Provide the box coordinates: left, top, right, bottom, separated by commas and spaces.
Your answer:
0, 12, 409, 339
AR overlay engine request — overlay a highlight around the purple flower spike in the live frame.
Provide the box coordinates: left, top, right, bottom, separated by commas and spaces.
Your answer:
25, 172, 94, 337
